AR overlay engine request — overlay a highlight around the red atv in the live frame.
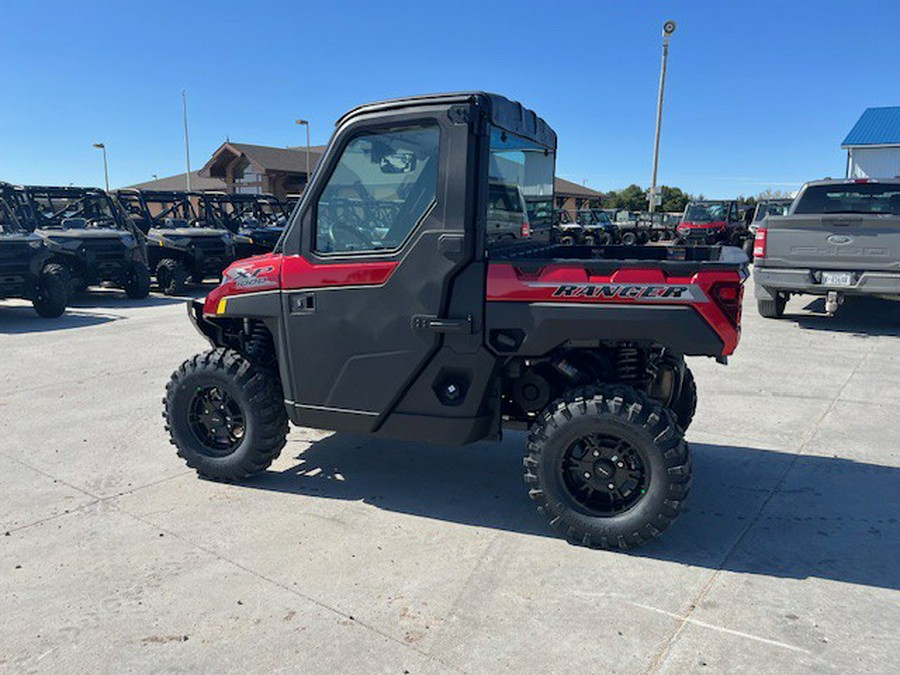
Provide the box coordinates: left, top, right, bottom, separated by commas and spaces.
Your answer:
164, 93, 746, 549
676, 200, 750, 248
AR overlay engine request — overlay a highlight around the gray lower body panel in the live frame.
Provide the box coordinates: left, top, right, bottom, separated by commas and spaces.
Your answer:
754, 267, 900, 298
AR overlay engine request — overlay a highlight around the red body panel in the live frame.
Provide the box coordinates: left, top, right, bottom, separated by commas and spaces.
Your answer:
677, 221, 728, 233
202, 253, 398, 315
486, 262, 743, 355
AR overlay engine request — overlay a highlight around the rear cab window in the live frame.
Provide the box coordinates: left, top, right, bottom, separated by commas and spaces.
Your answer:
794, 183, 900, 215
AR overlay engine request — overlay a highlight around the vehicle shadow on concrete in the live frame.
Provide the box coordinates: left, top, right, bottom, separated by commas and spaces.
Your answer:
0, 307, 120, 333
790, 295, 900, 337
67, 287, 210, 309
243, 435, 900, 591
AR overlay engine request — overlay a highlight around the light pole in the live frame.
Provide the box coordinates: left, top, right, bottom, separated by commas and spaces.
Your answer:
93, 143, 109, 192
295, 119, 311, 192
649, 20, 677, 214
183, 89, 192, 191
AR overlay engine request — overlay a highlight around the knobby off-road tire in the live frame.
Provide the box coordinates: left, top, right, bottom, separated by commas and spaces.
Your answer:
742, 237, 754, 261
164, 348, 289, 480
669, 366, 697, 432
524, 385, 691, 550
620, 231, 638, 246
124, 260, 152, 299
156, 258, 188, 296
32, 263, 70, 318
757, 292, 786, 319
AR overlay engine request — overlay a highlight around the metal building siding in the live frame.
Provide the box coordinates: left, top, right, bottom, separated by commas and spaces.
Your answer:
842, 107, 900, 147
848, 147, 900, 178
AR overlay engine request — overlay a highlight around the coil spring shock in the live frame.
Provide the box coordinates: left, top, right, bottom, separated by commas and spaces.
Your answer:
616, 346, 641, 383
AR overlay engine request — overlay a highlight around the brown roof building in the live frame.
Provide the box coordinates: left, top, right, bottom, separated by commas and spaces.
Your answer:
129, 141, 605, 209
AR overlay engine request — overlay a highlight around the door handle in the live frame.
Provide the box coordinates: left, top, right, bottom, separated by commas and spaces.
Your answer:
289, 292, 315, 314
411, 314, 472, 334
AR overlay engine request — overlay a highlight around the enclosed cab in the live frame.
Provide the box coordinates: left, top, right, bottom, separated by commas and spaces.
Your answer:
744, 199, 791, 259
115, 189, 237, 295
0, 183, 68, 317
164, 92, 746, 551
199, 192, 288, 258
676, 199, 747, 246
15, 185, 150, 299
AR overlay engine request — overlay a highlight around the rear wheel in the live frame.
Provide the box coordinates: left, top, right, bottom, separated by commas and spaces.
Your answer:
598, 231, 613, 245
524, 385, 691, 549
669, 366, 697, 431
559, 234, 575, 246
124, 260, 151, 299
156, 258, 187, 296
32, 263, 70, 318
164, 348, 289, 480
582, 234, 596, 246
757, 291, 786, 319
620, 231, 638, 246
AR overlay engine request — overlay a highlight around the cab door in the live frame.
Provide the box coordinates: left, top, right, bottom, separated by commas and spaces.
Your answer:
280, 107, 479, 433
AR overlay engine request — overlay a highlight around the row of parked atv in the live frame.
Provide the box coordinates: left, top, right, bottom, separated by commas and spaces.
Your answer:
0, 182, 294, 318
552, 208, 681, 247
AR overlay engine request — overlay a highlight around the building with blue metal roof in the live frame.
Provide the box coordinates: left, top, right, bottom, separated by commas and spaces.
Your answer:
842, 107, 900, 178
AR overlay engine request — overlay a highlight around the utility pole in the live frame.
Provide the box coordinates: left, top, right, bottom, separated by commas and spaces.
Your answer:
295, 119, 311, 191
649, 20, 677, 214
183, 89, 192, 191
92, 143, 109, 191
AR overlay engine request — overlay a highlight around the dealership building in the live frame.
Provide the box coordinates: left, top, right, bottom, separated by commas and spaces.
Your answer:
842, 106, 900, 178
130, 141, 604, 211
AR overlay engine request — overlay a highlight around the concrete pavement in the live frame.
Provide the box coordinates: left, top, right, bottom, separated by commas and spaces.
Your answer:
1, 283, 898, 673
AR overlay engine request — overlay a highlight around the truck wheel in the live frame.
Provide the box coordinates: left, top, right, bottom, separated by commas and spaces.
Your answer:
32, 263, 70, 318
620, 231, 638, 246
669, 366, 697, 431
164, 348, 289, 481
757, 293, 786, 319
124, 261, 151, 299
524, 386, 691, 549
156, 258, 187, 296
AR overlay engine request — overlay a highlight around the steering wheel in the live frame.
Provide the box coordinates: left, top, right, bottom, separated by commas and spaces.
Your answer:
327, 217, 372, 251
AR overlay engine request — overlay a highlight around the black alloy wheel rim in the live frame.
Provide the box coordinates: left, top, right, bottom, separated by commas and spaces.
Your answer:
561, 433, 649, 515
187, 386, 246, 456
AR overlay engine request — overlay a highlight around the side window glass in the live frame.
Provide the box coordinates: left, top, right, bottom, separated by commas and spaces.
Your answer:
315, 125, 440, 254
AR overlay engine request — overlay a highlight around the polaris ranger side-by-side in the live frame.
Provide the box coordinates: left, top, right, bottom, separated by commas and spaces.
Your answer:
164, 93, 746, 550
0, 183, 68, 317
15, 185, 150, 299
200, 192, 288, 258
115, 189, 237, 295
676, 199, 748, 248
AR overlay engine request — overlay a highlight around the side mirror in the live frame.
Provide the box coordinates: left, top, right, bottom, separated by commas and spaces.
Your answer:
380, 151, 417, 174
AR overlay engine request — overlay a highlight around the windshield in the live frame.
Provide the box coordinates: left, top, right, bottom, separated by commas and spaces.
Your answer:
684, 202, 729, 223
24, 191, 126, 230
794, 183, 900, 215
754, 201, 790, 221
488, 126, 554, 244
143, 196, 199, 228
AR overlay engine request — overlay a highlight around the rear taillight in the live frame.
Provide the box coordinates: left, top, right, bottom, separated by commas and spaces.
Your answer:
711, 281, 743, 327
521, 221, 531, 238
753, 227, 767, 259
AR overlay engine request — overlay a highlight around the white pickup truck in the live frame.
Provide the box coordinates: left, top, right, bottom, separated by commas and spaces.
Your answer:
753, 178, 900, 318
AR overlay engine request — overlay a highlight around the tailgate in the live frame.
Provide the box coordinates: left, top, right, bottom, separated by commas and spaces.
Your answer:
763, 214, 900, 271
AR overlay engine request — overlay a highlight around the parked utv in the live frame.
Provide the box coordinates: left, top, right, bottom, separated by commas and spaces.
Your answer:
15, 185, 150, 299
115, 189, 237, 295
0, 183, 68, 317
200, 192, 287, 258
676, 200, 748, 248
164, 93, 746, 551
575, 208, 619, 245
552, 209, 582, 245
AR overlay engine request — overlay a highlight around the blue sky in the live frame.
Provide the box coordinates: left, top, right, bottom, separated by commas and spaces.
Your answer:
0, 0, 896, 197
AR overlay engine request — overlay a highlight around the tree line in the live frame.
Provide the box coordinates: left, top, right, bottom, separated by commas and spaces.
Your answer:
600, 185, 794, 213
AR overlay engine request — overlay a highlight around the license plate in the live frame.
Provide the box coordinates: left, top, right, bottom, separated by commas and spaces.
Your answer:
821, 271, 853, 286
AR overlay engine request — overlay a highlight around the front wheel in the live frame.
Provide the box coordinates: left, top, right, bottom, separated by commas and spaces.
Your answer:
124, 260, 151, 299
524, 386, 691, 550
620, 231, 638, 246
156, 258, 187, 296
164, 348, 289, 480
32, 263, 70, 318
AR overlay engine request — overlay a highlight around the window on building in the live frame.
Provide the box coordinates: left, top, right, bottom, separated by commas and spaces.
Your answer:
314, 125, 439, 254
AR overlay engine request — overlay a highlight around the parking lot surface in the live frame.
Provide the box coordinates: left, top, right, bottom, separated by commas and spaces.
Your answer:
1, 283, 898, 674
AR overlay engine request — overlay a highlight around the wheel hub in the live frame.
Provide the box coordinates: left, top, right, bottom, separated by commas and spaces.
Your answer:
187, 386, 246, 457
561, 433, 648, 515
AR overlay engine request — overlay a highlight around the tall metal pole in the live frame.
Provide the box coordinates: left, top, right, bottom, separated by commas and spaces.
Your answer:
296, 119, 311, 192
93, 143, 109, 191
650, 21, 676, 214
182, 89, 192, 191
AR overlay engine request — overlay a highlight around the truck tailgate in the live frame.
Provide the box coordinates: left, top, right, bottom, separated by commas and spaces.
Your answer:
763, 214, 900, 271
